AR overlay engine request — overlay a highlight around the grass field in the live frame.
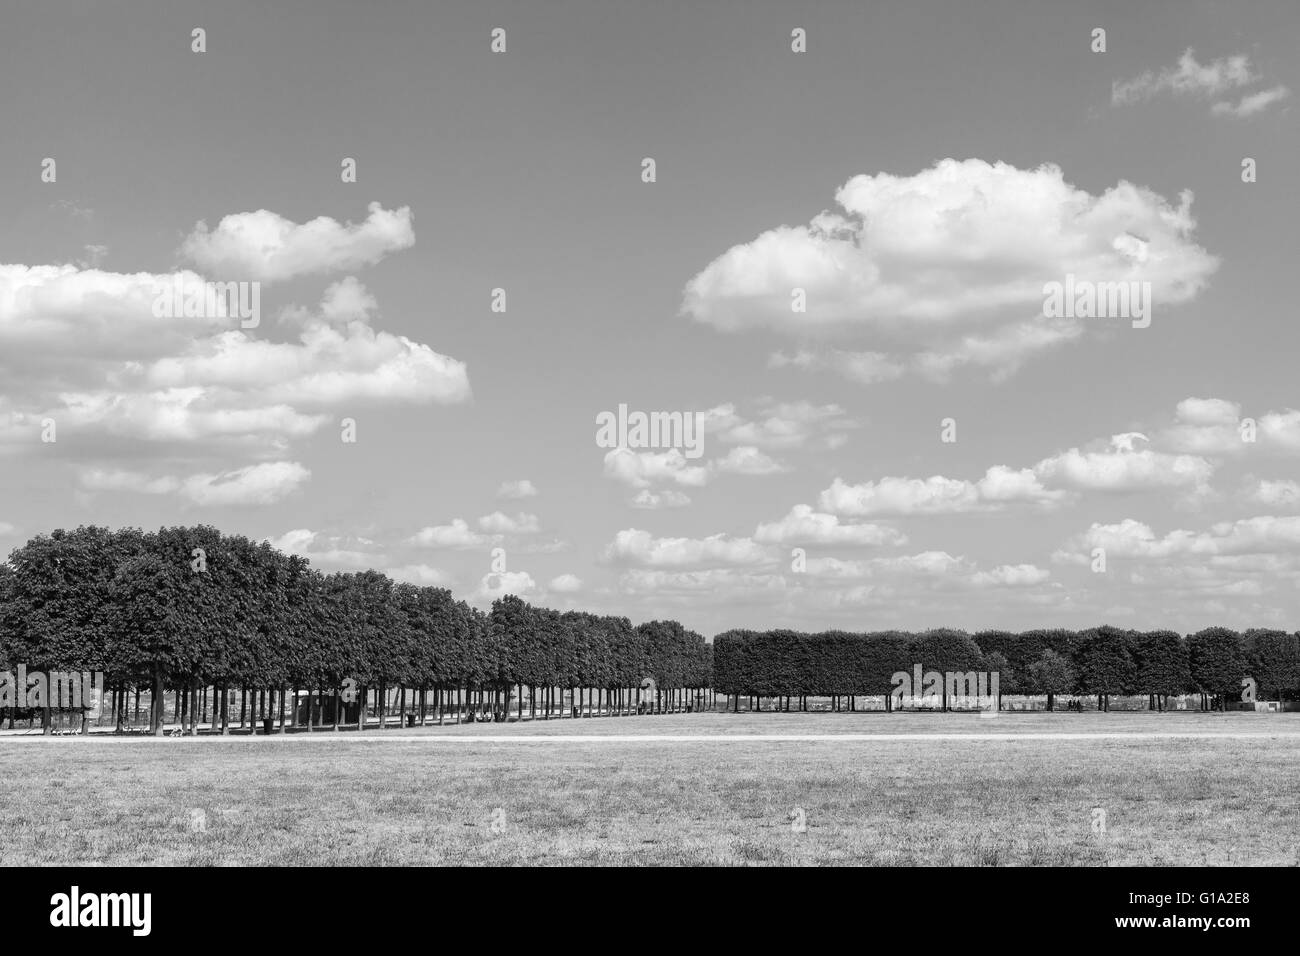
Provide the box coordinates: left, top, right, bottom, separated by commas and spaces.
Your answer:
2, 712, 1297, 866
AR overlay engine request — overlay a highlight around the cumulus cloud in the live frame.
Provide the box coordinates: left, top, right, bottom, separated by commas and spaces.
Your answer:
630, 488, 692, 509
704, 399, 858, 450
81, 461, 310, 506
497, 479, 538, 499
603, 448, 710, 489
1061, 515, 1300, 560
0, 262, 470, 464
1112, 49, 1289, 117
682, 159, 1217, 380
820, 467, 1064, 517
802, 552, 1049, 590
168, 461, 312, 507
265, 528, 384, 567
146, 279, 471, 408
1156, 397, 1246, 455
179, 202, 415, 283
711, 445, 786, 476
1259, 410, 1300, 451
0, 264, 229, 366
408, 519, 499, 550
616, 568, 789, 597
548, 573, 583, 593
475, 570, 537, 601
753, 505, 906, 547
603, 528, 772, 569
1033, 433, 1213, 495
1248, 479, 1300, 510
1132, 397, 1300, 458
477, 511, 541, 534
386, 564, 452, 586
602, 445, 783, 489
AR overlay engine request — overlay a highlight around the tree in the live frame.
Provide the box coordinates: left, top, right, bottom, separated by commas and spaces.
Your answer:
1188, 627, 1247, 711
1027, 649, 1075, 711
981, 652, 1011, 711
1133, 630, 1191, 710
1075, 626, 1137, 711
972, 631, 1024, 693
1242, 629, 1300, 701
908, 629, 983, 711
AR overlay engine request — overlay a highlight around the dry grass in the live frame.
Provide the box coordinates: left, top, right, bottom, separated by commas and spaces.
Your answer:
1, 712, 1297, 866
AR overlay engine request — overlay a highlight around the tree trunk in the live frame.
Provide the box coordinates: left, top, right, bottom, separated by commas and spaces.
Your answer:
150, 670, 165, 735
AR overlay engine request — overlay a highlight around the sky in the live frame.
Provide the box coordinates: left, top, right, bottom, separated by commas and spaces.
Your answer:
1, 0, 1299, 637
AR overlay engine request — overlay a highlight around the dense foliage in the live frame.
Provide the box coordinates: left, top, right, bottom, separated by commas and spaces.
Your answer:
715, 625, 1298, 710
0, 526, 710, 733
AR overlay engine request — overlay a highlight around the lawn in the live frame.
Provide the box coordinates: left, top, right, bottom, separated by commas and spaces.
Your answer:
2, 712, 1297, 866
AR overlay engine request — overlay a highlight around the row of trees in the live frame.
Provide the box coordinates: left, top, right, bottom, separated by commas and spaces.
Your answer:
6, 526, 1298, 730
0, 526, 711, 734
713, 626, 1300, 711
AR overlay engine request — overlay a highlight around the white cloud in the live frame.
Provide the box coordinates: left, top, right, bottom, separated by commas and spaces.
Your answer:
1155, 397, 1245, 455
603, 448, 710, 489
475, 570, 537, 601
179, 202, 415, 283
1212, 84, 1291, 117
706, 399, 858, 450
630, 488, 692, 509
820, 466, 1063, 517
753, 505, 906, 547
0, 266, 470, 459
1065, 515, 1300, 560
181, 461, 311, 507
0, 264, 230, 362
710, 445, 786, 476
1112, 49, 1288, 117
616, 568, 789, 597
409, 519, 499, 550
970, 564, 1051, 588
477, 511, 541, 534
769, 350, 906, 385
602, 445, 783, 488
1032, 433, 1213, 494
81, 461, 310, 506
1113, 49, 1258, 103
496, 479, 538, 499
682, 159, 1217, 379
1259, 410, 1300, 451
147, 281, 471, 408
386, 564, 452, 586
265, 528, 383, 567
1249, 479, 1300, 510
548, 573, 583, 593
603, 528, 771, 569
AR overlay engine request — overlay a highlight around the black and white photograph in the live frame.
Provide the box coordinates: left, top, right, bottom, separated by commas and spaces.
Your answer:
0, 0, 1296, 935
